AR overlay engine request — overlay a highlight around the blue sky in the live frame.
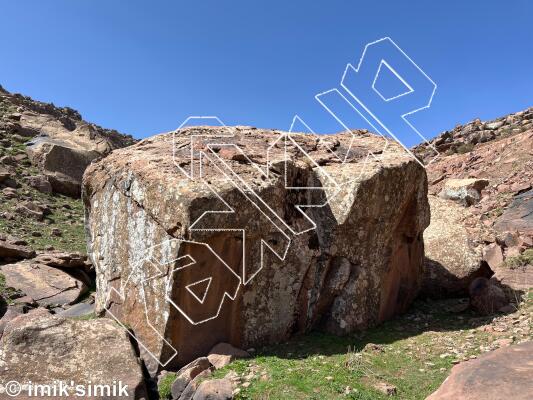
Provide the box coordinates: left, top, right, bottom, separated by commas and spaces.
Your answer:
1, 0, 532, 146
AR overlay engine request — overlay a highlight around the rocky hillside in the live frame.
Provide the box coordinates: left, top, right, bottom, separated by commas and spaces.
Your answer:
0, 85, 135, 252
0, 84, 136, 196
416, 107, 532, 303
0, 90, 531, 400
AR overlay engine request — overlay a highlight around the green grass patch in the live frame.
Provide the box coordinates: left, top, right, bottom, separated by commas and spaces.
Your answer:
158, 372, 177, 399
505, 249, 533, 269
209, 297, 531, 400
0, 181, 86, 253
456, 143, 474, 154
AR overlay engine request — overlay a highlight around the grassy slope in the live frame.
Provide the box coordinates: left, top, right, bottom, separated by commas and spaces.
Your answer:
0, 100, 86, 254
210, 294, 532, 400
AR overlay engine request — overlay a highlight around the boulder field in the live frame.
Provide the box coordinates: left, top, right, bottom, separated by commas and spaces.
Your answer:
83, 126, 430, 372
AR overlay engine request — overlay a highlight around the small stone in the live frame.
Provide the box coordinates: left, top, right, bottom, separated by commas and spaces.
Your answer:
208, 343, 250, 370
373, 381, 397, 396
51, 228, 62, 237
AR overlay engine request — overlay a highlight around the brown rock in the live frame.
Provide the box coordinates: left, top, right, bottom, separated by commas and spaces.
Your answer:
373, 381, 397, 396
469, 277, 508, 315
0, 313, 147, 399
482, 243, 503, 269
492, 264, 533, 292
494, 189, 533, 235
28, 142, 101, 197
192, 379, 234, 400
84, 127, 430, 371
171, 357, 213, 399
426, 341, 533, 400
1, 258, 88, 306
1, 186, 17, 198
0, 234, 36, 260
0, 307, 22, 340
178, 370, 212, 400
24, 174, 53, 194
208, 343, 250, 370
24, 124, 134, 198
33, 251, 89, 270
0, 165, 9, 182
15, 201, 44, 221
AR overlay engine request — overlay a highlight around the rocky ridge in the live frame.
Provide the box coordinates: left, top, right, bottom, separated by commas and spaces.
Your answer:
0, 85, 136, 196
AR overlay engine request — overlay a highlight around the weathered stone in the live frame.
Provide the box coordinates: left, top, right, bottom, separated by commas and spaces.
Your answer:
192, 379, 234, 400
178, 370, 212, 400
84, 127, 430, 371
27, 141, 101, 197
24, 174, 53, 194
438, 178, 489, 206
0, 234, 36, 260
1, 186, 17, 199
0, 165, 9, 182
171, 357, 213, 399
492, 264, 533, 292
373, 381, 397, 396
0, 313, 147, 399
57, 302, 95, 318
482, 243, 504, 270
0, 259, 88, 306
33, 251, 90, 270
494, 189, 533, 235
23, 124, 134, 197
485, 120, 505, 130
421, 196, 491, 298
469, 277, 508, 315
207, 343, 250, 370
426, 341, 533, 400
15, 201, 45, 221
0, 307, 22, 339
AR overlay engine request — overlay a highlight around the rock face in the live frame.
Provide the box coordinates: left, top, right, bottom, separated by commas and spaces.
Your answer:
84, 127, 429, 371
426, 341, 533, 400
494, 189, 533, 235
0, 87, 136, 197
171, 357, 213, 399
421, 196, 492, 298
0, 254, 89, 307
414, 109, 533, 298
0, 313, 147, 399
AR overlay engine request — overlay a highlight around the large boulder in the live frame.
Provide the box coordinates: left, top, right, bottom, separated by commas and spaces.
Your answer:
83, 127, 430, 372
0, 313, 147, 399
421, 196, 492, 298
438, 178, 489, 206
26, 138, 101, 197
468, 277, 508, 315
426, 341, 533, 400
